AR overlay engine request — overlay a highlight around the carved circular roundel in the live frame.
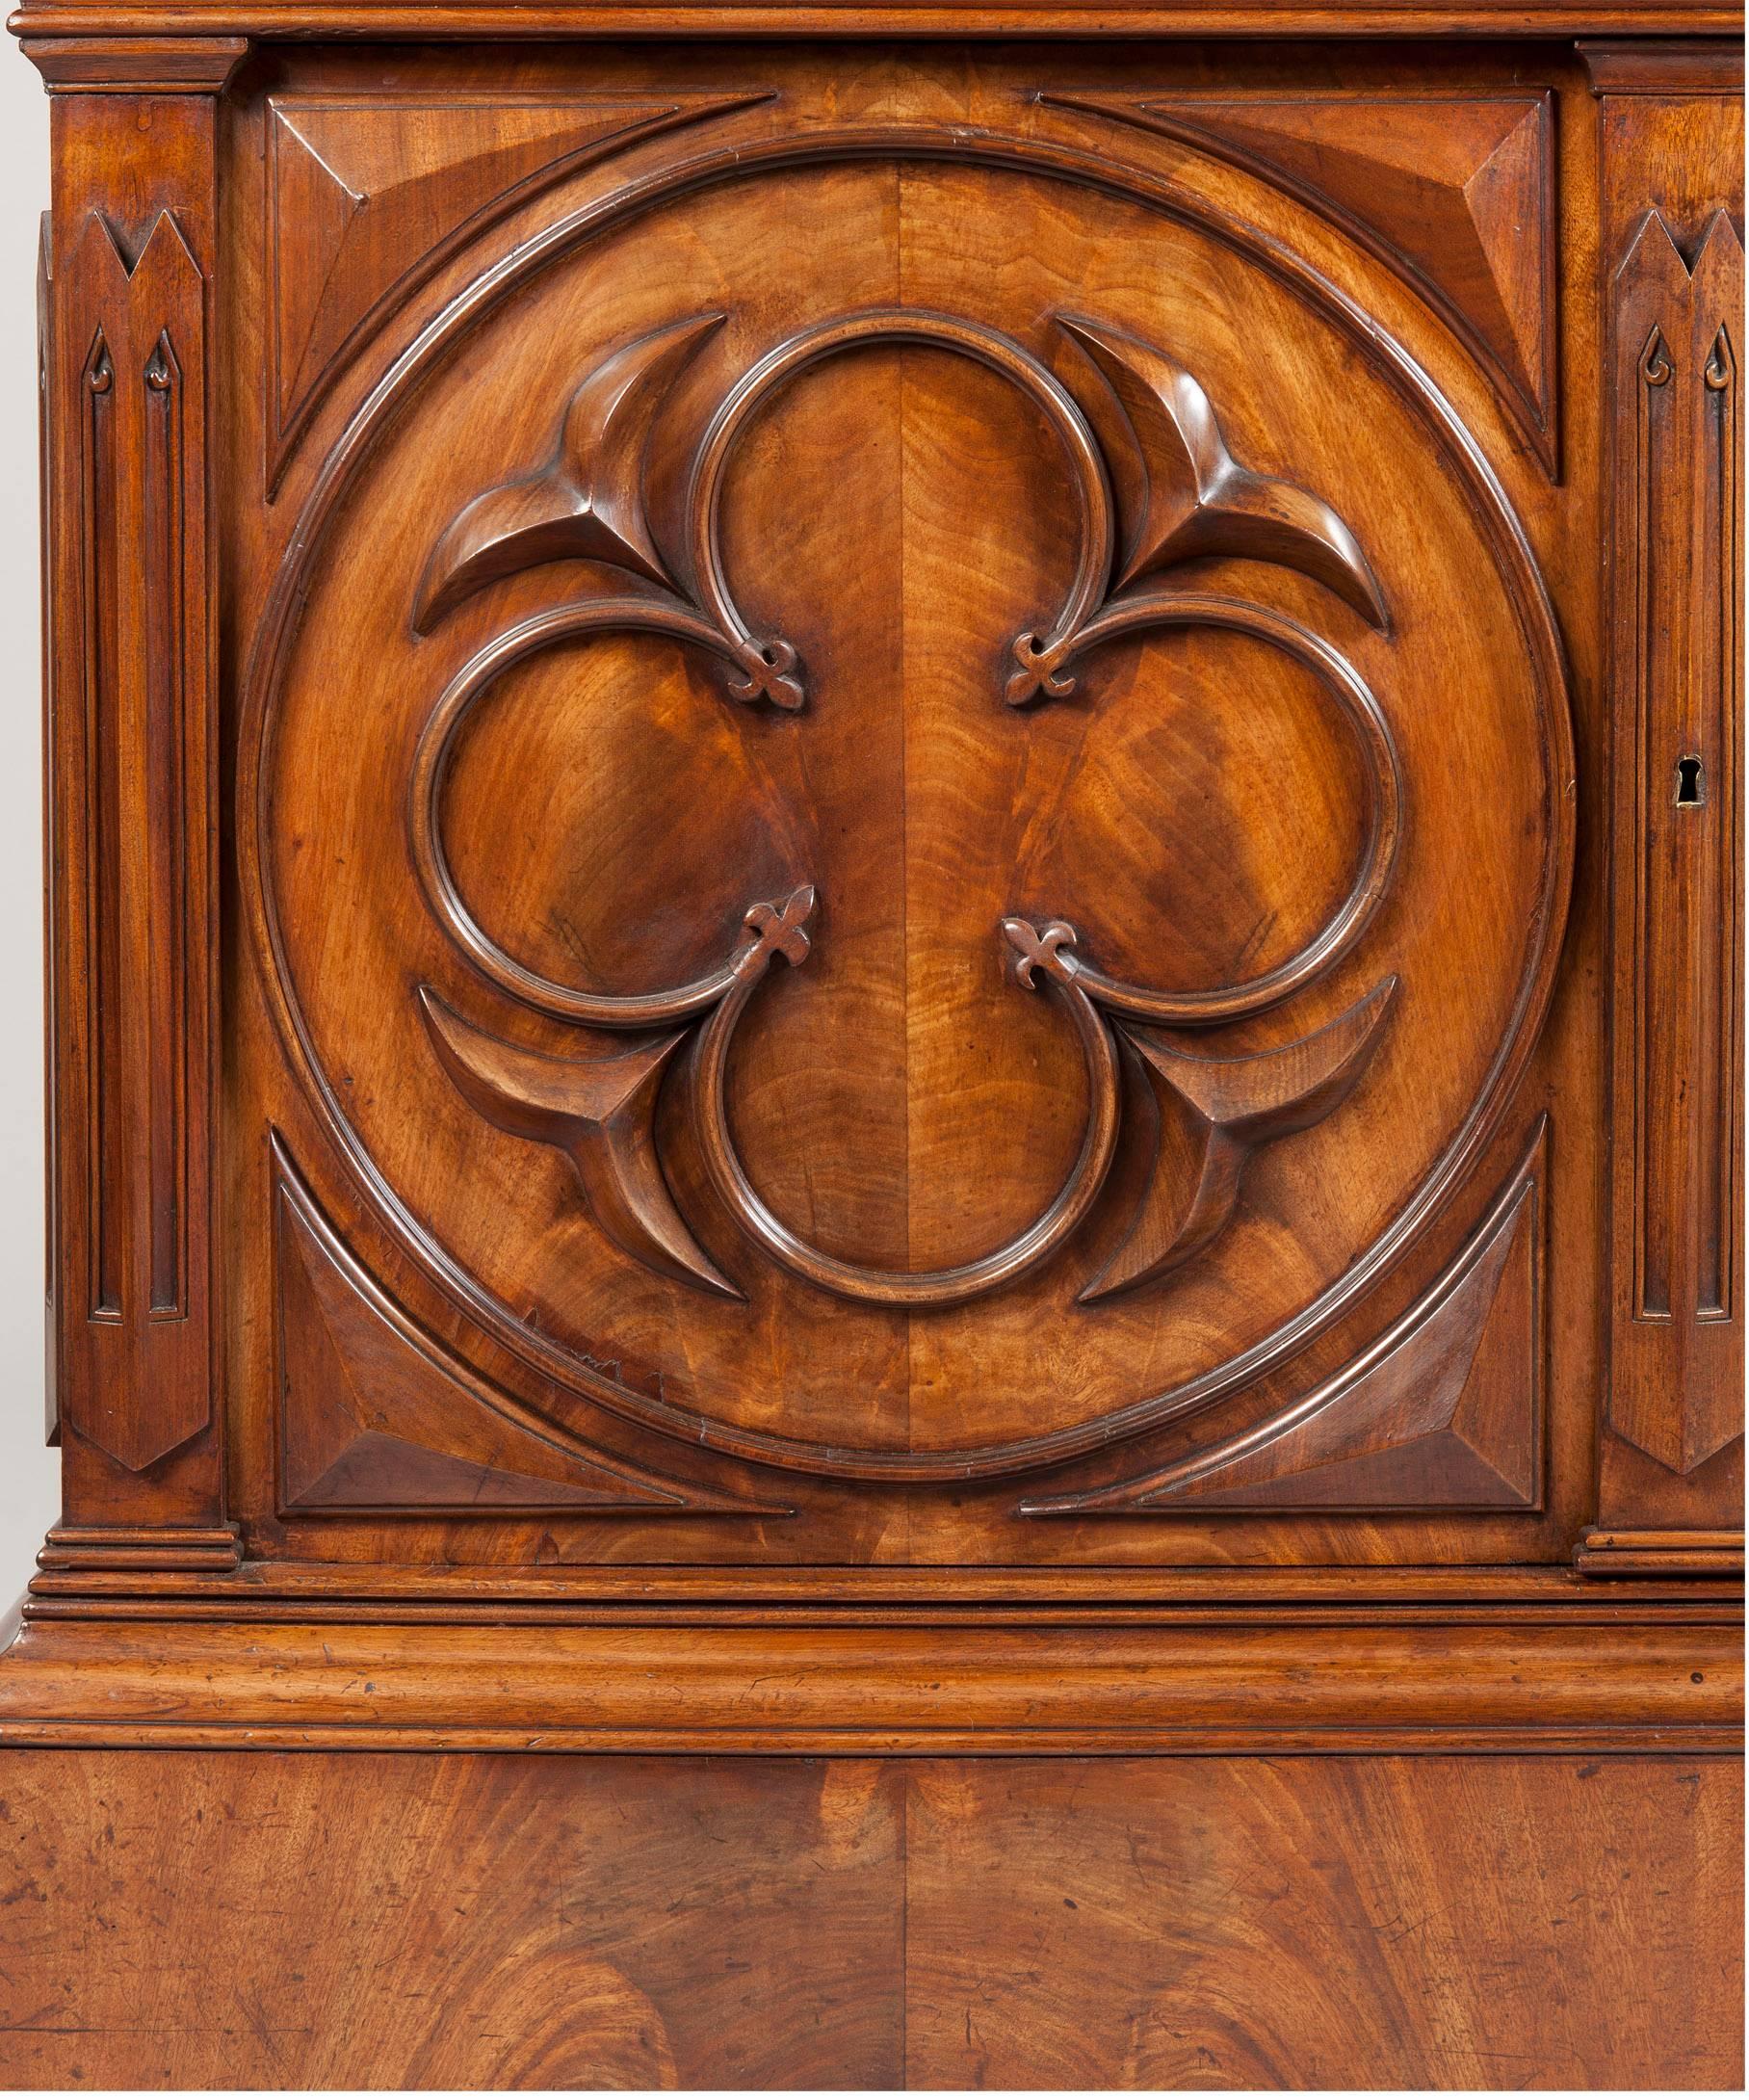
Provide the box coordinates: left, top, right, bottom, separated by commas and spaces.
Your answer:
248, 144, 1572, 1479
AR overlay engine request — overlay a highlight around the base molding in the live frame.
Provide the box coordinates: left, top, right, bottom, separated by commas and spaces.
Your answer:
1575, 1529, 1748, 1578
36, 1524, 244, 1575
0, 1599, 1738, 1754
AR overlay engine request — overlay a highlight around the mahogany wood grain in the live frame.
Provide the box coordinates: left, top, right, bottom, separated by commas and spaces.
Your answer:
0, 1751, 909, 2089
227, 44, 1576, 1524
0, 1607, 1736, 1751
906, 1755, 1746, 2089
0, 21, 1740, 2075
0, 1750, 1737, 2090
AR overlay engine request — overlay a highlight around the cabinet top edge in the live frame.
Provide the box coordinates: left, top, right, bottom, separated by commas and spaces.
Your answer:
7, 1, 1745, 52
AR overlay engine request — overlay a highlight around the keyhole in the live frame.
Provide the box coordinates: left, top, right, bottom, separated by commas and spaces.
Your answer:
1676, 755, 1706, 808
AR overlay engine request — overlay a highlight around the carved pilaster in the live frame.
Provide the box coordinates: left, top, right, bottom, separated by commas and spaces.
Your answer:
1607, 207, 1742, 1473
32, 40, 244, 1572
1590, 46, 1745, 1574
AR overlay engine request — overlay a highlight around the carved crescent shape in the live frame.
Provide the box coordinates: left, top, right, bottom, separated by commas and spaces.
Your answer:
1056, 313, 1388, 630
414, 312, 724, 634
419, 987, 743, 1300
690, 919, 1123, 1308
1080, 976, 1399, 1302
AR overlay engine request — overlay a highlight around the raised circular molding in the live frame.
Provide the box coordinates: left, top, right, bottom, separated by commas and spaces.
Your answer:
241, 125, 1575, 1482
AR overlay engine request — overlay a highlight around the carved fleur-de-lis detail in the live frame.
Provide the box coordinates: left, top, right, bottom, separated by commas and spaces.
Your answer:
741, 884, 817, 969
415, 312, 724, 633
1002, 916, 1082, 988
723, 636, 805, 713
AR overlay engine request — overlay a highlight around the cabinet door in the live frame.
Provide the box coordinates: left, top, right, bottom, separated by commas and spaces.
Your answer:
221, 41, 1662, 1576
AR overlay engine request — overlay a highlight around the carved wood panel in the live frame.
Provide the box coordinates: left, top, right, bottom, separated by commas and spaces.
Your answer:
1607, 207, 1745, 1480
47, 209, 214, 1477
234, 59, 1575, 1537
264, 89, 771, 488
1027, 1118, 1545, 1513
1042, 91, 1560, 473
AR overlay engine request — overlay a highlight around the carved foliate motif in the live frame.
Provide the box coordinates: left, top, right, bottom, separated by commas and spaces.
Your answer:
411, 310, 1400, 1308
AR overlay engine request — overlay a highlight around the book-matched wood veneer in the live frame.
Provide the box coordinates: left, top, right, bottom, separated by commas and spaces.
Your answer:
0, 11, 1740, 1737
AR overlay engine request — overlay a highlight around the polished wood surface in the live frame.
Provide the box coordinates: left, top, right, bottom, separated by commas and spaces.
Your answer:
0, 10, 1741, 2087
0, 1751, 1739, 2089
0, 1601, 1738, 1750
6, 13, 1736, 1601
237, 44, 1572, 1523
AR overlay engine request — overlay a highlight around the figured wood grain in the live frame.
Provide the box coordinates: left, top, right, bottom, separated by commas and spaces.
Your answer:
242, 84, 1572, 1485
0, 27, 1739, 2089
906, 1756, 1745, 2089
273, 1135, 783, 1515
0, 1751, 907, 2089
2, 7, 1739, 1743
0, 1751, 1737, 2089
1033, 1117, 1544, 1511
1047, 92, 1559, 472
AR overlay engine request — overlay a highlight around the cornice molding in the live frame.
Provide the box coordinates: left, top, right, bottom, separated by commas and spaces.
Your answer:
21, 32, 249, 91
7, 4, 1746, 46
1579, 35, 1747, 92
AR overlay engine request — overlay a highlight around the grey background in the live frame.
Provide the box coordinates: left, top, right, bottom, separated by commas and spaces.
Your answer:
1, 56, 57, 1583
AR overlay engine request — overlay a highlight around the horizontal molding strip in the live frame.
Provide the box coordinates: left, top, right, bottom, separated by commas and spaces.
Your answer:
24, 1560, 1748, 1607
27, 1562, 1746, 1604
0, 1612, 1738, 1753
7, 5, 1746, 42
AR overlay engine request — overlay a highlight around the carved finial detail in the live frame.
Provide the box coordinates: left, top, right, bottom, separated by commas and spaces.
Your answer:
1001, 917, 1081, 989
1641, 326, 1674, 387
743, 884, 817, 969
726, 637, 805, 712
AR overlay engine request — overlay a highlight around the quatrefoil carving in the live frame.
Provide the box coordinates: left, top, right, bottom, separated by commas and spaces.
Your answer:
410, 308, 1402, 1308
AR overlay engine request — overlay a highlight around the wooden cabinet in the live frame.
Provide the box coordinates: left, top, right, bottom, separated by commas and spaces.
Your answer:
0, 6, 1741, 2087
